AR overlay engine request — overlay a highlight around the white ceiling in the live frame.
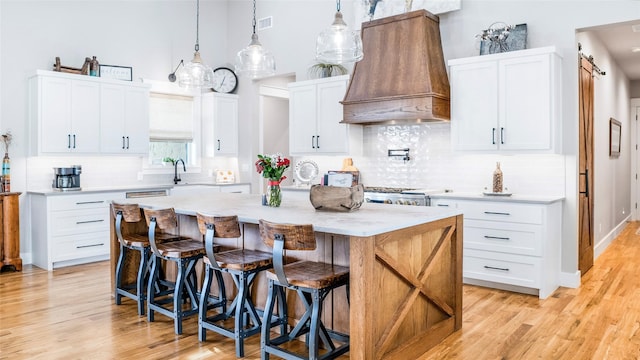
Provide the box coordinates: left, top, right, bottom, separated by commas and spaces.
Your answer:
587, 19, 640, 80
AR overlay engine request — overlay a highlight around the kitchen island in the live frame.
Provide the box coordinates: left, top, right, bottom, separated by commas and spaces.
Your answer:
110, 192, 463, 359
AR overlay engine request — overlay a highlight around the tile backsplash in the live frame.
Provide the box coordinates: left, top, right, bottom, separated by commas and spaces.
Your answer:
296, 123, 566, 197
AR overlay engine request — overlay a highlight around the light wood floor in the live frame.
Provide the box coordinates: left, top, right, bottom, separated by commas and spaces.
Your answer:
1, 222, 639, 359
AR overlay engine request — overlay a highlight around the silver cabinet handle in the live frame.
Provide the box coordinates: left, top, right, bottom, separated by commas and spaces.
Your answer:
436, 204, 450, 207
122, 136, 126, 149
316, 135, 320, 149
76, 219, 105, 225
484, 235, 510, 240
68, 134, 71, 149
484, 265, 509, 272
126, 136, 130, 149
500, 127, 505, 145
311, 136, 316, 149
73, 134, 76, 149
484, 211, 510, 216
217, 139, 221, 151
492, 128, 496, 145
75, 201, 105, 205
77, 243, 104, 249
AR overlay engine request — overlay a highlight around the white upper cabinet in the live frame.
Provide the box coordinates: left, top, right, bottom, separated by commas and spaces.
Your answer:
289, 75, 362, 155
33, 76, 101, 153
201, 92, 239, 157
448, 47, 562, 153
100, 84, 150, 154
29, 70, 150, 156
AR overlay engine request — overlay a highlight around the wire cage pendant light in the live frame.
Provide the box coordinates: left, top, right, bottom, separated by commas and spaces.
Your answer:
178, 0, 214, 88
235, 0, 276, 79
316, 0, 363, 64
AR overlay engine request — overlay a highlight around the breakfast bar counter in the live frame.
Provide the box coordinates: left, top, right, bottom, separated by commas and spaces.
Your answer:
110, 192, 463, 359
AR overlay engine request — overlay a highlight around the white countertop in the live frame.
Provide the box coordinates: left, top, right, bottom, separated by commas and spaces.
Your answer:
27, 182, 250, 196
128, 192, 462, 237
429, 192, 564, 204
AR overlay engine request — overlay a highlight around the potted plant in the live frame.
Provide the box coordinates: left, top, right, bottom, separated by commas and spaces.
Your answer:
308, 62, 348, 79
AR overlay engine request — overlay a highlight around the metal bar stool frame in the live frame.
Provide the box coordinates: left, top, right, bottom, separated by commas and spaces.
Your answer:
145, 208, 205, 335
259, 220, 350, 360
197, 214, 286, 358
113, 203, 151, 316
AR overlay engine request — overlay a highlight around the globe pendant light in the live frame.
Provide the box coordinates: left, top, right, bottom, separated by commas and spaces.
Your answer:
235, 0, 276, 79
316, 0, 363, 64
178, 0, 214, 88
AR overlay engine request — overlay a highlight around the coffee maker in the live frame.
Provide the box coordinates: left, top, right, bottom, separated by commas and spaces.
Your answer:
52, 165, 82, 191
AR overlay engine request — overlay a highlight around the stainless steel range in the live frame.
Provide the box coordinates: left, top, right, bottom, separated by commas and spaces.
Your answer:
363, 187, 444, 206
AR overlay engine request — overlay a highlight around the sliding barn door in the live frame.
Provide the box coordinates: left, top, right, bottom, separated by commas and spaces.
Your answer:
578, 57, 594, 275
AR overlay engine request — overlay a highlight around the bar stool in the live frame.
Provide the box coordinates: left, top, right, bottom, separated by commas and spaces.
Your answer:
112, 202, 181, 316
143, 207, 205, 335
258, 219, 350, 360
196, 213, 286, 358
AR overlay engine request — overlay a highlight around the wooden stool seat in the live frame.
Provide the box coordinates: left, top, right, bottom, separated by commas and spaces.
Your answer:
204, 249, 273, 272
259, 219, 350, 360
265, 261, 349, 289
144, 208, 204, 335
197, 213, 285, 358
153, 239, 206, 259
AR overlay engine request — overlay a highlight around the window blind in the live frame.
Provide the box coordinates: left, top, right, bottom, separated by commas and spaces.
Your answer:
149, 92, 194, 141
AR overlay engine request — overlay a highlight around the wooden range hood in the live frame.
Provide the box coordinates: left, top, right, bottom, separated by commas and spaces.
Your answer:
342, 9, 450, 124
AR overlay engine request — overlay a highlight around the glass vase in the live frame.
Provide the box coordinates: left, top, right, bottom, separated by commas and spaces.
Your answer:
267, 180, 282, 207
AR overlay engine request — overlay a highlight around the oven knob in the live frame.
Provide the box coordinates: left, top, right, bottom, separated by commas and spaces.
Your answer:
365, 198, 371, 203
384, 199, 393, 204
396, 200, 404, 205
409, 200, 417, 206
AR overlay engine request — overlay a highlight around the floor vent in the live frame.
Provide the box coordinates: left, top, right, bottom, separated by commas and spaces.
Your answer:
258, 16, 273, 31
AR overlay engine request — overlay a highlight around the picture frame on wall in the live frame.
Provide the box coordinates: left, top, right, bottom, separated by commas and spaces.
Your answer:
99, 64, 133, 81
610, 117, 621, 157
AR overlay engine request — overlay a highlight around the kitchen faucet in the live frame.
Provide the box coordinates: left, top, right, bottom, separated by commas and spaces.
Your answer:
173, 159, 186, 184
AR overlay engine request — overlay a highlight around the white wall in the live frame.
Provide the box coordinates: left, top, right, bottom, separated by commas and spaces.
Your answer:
631, 81, 640, 98
576, 31, 632, 258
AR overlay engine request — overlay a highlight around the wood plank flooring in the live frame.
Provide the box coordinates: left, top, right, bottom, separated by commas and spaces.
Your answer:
1, 222, 640, 359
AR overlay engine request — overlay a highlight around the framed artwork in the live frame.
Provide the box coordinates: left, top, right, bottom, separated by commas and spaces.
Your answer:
99, 64, 133, 81
610, 118, 621, 157
480, 23, 528, 55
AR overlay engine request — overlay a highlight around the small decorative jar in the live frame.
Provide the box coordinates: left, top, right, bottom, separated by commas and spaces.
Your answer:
492, 162, 503, 193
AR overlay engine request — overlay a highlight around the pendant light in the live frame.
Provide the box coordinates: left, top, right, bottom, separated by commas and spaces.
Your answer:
235, 0, 276, 79
316, 0, 363, 64
177, 0, 214, 88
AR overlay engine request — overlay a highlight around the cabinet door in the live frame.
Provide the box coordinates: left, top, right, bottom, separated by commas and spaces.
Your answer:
316, 79, 349, 154
450, 61, 498, 151
289, 85, 318, 154
124, 86, 150, 154
100, 84, 127, 153
213, 95, 238, 155
39, 76, 72, 153
499, 54, 551, 150
70, 80, 100, 153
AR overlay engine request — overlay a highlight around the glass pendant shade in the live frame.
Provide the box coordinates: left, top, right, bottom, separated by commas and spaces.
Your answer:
316, 11, 363, 64
178, 50, 214, 88
235, 33, 276, 79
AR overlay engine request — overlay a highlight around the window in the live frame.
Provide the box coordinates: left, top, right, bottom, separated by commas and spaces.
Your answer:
144, 80, 202, 170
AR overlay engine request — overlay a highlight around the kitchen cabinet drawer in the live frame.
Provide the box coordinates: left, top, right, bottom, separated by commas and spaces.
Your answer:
50, 208, 110, 237
464, 249, 540, 289
456, 200, 543, 224
49, 192, 123, 211
464, 219, 541, 256
51, 232, 110, 261
219, 184, 250, 194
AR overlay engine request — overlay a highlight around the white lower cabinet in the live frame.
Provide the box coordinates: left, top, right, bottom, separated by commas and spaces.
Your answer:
31, 191, 125, 270
170, 184, 251, 196
432, 197, 562, 299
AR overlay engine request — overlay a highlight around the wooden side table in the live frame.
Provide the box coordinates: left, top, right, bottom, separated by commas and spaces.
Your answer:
1, 192, 21, 272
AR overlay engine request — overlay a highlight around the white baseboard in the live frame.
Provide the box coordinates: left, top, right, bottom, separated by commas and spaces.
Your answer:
595, 215, 631, 259
21, 252, 32, 265
559, 271, 580, 288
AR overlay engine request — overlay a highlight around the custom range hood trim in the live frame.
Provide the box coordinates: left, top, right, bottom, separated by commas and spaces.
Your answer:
341, 9, 450, 124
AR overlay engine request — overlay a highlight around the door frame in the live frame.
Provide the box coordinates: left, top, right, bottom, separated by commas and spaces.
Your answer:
631, 98, 640, 220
